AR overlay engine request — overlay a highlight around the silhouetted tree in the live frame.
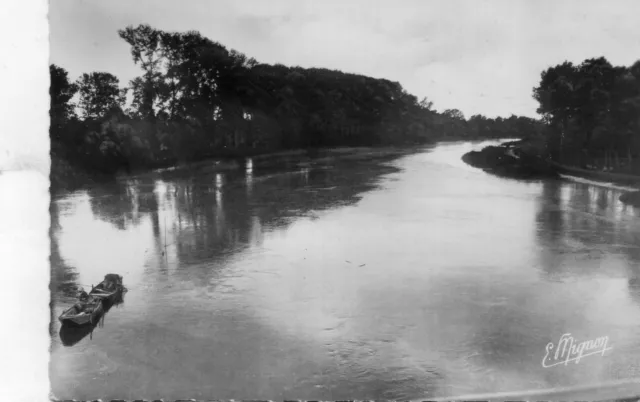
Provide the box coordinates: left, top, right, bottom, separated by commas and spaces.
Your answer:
76, 72, 126, 120
533, 57, 640, 170
118, 24, 163, 120
50, 64, 78, 124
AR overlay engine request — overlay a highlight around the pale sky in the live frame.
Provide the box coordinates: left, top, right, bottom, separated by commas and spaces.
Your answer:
50, 0, 640, 119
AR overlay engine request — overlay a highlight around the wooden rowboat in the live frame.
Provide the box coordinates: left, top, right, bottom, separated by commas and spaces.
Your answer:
59, 282, 126, 346
89, 274, 125, 304
58, 296, 104, 326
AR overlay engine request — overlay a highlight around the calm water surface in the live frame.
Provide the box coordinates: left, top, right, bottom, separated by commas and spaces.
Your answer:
49, 141, 640, 400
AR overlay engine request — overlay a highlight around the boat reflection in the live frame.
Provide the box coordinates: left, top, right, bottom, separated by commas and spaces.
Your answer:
58, 291, 125, 347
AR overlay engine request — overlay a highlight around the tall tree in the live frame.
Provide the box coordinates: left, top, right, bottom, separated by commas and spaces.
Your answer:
50, 64, 79, 159
76, 72, 125, 120
50, 64, 78, 123
118, 24, 163, 119
574, 57, 616, 151
443, 109, 465, 121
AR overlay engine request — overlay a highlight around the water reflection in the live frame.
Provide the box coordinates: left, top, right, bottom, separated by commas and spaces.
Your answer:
88, 183, 138, 231
50, 151, 406, 399
535, 180, 640, 281
533, 177, 640, 388
51, 155, 402, 308
49, 200, 80, 338
50, 201, 79, 298
246, 158, 253, 196
49, 145, 640, 400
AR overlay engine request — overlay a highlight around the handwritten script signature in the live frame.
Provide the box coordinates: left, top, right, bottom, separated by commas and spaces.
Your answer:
542, 333, 613, 368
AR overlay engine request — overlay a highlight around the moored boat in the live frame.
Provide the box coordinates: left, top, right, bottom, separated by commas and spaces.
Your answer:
59, 283, 126, 346
58, 296, 104, 326
89, 274, 125, 304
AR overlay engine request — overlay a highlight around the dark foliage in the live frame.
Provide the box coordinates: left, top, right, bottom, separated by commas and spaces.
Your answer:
533, 57, 640, 172
462, 145, 559, 180
50, 25, 545, 190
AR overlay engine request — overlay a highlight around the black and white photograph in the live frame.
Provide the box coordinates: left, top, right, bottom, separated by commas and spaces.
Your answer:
3, 0, 640, 400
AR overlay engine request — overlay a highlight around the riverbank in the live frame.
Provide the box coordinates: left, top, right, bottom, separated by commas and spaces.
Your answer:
551, 162, 640, 187
554, 165, 640, 207
50, 148, 314, 194
51, 145, 420, 195
461, 138, 640, 207
461, 141, 559, 180
515, 139, 640, 207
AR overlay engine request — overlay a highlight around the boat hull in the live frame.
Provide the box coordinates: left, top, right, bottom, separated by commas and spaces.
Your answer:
58, 274, 124, 330
58, 302, 104, 327
59, 315, 92, 326
59, 292, 124, 346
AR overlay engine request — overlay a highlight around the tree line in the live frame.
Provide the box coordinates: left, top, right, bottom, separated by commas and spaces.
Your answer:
533, 57, 640, 171
50, 24, 546, 190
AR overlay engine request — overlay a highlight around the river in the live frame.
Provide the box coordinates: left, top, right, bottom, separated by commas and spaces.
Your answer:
49, 140, 640, 400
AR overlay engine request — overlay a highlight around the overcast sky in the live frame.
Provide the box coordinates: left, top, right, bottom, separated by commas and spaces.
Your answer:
50, 0, 640, 118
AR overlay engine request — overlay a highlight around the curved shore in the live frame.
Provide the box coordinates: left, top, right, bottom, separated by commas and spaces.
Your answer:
461, 143, 559, 180
462, 140, 640, 207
